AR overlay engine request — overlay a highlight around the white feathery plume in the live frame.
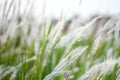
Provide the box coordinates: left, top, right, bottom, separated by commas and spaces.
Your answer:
10, 56, 37, 80
0, 20, 26, 44
44, 46, 88, 80
78, 59, 118, 80
44, 71, 68, 80
0, 66, 15, 79
0, 56, 36, 80
47, 18, 65, 53
96, 15, 120, 37
56, 16, 103, 50
91, 15, 120, 56
64, 16, 102, 54
114, 19, 120, 48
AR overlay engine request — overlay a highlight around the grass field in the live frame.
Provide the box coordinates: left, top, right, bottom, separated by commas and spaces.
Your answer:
0, 0, 120, 80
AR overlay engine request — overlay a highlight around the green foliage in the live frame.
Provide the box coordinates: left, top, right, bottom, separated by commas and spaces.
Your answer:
0, 16, 120, 80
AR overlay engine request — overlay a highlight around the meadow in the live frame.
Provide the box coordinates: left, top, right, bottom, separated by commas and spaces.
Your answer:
0, 0, 120, 80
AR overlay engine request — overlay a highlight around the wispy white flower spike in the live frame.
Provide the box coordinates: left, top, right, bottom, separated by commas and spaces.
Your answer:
47, 18, 65, 53
44, 46, 88, 80
78, 59, 118, 80
10, 56, 37, 80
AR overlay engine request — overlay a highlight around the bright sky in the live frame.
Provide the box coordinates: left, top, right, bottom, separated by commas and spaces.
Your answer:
33, 0, 120, 19
0, 0, 120, 19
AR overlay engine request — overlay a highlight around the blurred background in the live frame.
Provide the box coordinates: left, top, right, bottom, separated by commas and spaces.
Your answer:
0, 0, 120, 20
33, 0, 120, 19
